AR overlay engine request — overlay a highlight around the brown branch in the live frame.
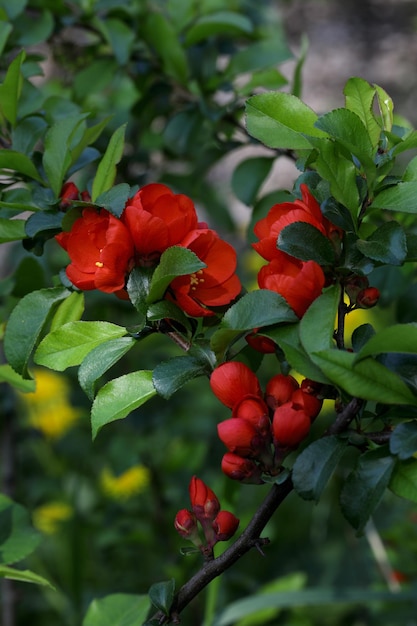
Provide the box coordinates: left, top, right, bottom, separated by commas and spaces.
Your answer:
326, 397, 364, 436
156, 475, 294, 624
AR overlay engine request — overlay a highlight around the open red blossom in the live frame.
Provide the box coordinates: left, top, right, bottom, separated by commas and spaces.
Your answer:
169, 228, 241, 317
210, 362, 262, 409
55, 208, 134, 293
253, 184, 342, 261
121, 183, 198, 263
272, 403, 311, 448
258, 252, 325, 318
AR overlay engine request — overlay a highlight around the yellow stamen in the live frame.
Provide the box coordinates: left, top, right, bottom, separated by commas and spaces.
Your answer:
95, 261, 104, 268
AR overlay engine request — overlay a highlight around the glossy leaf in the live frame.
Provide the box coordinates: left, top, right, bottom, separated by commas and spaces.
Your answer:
91, 370, 156, 439
184, 11, 253, 46
231, 157, 274, 206
311, 349, 417, 405
50, 291, 85, 332
0, 494, 41, 565
354, 323, 417, 362
0, 218, 26, 243
142, 13, 188, 84
78, 337, 136, 400
95, 183, 131, 218
92, 124, 126, 201
24, 211, 63, 238
340, 447, 395, 532
4, 286, 70, 378
221, 290, 297, 331
389, 459, 417, 503
0, 149, 42, 181
389, 422, 417, 460
0, 565, 54, 589
343, 77, 381, 149
375, 84, 393, 131
293, 436, 347, 502
83, 593, 150, 626
299, 284, 340, 357
355, 221, 407, 265
127, 266, 153, 321
0, 364, 35, 392
278, 222, 336, 265
369, 182, 417, 213
246, 92, 325, 150
148, 579, 175, 616
227, 38, 292, 78
0, 49, 25, 127
147, 246, 205, 303
34, 321, 127, 371
153, 355, 208, 399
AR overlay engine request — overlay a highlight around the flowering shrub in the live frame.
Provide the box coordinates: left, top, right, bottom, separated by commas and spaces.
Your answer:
2, 4, 417, 624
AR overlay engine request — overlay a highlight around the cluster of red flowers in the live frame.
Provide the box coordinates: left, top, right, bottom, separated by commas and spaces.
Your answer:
252, 184, 343, 317
56, 182, 241, 317
210, 362, 323, 483
174, 476, 239, 558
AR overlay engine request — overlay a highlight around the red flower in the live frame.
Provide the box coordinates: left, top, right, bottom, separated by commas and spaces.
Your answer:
212, 510, 239, 542
265, 374, 299, 410
291, 388, 322, 420
232, 395, 271, 438
59, 181, 80, 209
217, 418, 266, 458
121, 183, 198, 263
210, 362, 262, 409
258, 252, 325, 318
272, 403, 311, 448
253, 184, 342, 261
189, 476, 220, 523
221, 452, 263, 484
169, 228, 241, 317
356, 287, 380, 308
56, 208, 134, 293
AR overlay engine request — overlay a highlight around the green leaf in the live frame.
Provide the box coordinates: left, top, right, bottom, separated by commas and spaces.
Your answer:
226, 38, 292, 79
184, 11, 253, 46
355, 221, 407, 265
126, 267, 154, 322
153, 355, 208, 399
0, 565, 54, 589
95, 183, 131, 218
245, 92, 325, 150
34, 321, 127, 371
83, 593, 151, 626
340, 448, 395, 532
278, 222, 336, 265
0, 494, 41, 564
143, 13, 188, 84
50, 291, 85, 332
293, 436, 347, 502
0, 49, 25, 127
343, 77, 381, 149
299, 285, 340, 356
91, 124, 126, 202
0, 150, 42, 181
0, 0, 26, 20
0, 218, 26, 243
389, 422, 417, 460
43, 114, 88, 197
147, 300, 191, 332
147, 246, 206, 303
95, 17, 135, 66
148, 579, 175, 616
369, 182, 417, 213
69, 115, 112, 167
307, 137, 361, 213
231, 157, 274, 206
24, 211, 63, 239
389, 459, 417, 503
91, 370, 156, 439
78, 336, 136, 400
311, 349, 417, 405
355, 323, 417, 363
0, 364, 35, 392
0, 21, 12, 56
4, 287, 70, 378
375, 84, 393, 132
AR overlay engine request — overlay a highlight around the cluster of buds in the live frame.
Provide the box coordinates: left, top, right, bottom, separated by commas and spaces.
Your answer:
174, 476, 239, 559
210, 363, 323, 484
345, 275, 380, 309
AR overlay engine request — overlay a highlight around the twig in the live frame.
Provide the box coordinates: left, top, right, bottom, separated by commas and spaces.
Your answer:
326, 397, 363, 436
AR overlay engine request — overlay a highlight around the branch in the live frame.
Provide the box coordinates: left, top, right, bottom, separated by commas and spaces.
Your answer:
160, 475, 294, 623
326, 397, 363, 436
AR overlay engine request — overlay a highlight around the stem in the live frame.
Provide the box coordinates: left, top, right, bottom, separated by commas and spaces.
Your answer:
334, 287, 347, 350
160, 476, 293, 623
326, 397, 364, 436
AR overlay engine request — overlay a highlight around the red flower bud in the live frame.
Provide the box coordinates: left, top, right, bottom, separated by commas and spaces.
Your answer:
265, 374, 299, 410
174, 509, 199, 540
272, 403, 311, 448
221, 452, 264, 484
217, 418, 267, 458
189, 476, 220, 522
291, 388, 322, 420
245, 331, 277, 353
356, 287, 380, 308
212, 510, 239, 542
232, 395, 271, 438
210, 362, 262, 409
345, 275, 369, 304
59, 181, 80, 209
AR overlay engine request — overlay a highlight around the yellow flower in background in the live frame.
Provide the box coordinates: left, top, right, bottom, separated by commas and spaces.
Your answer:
32, 501, 73, 535
100, 465, 151, 501
19, 368, 81, 439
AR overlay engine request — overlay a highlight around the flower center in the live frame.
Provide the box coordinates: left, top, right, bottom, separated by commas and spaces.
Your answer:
190, 269, 205, 291
95, 261, 104, 268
